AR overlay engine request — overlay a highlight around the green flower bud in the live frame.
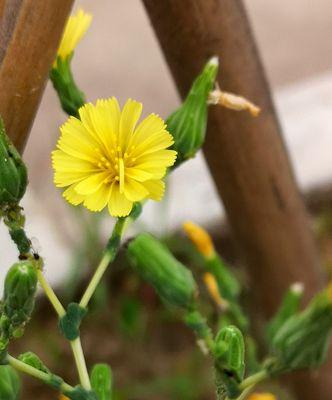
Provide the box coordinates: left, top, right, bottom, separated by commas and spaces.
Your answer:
215, 325, 245, 382
50, 56, 85, 117
0, 365, 20, 400
0, 119, 27, 208
214, 325, 245, 399
90, 363, 113, 400
3, 261, 37, 328
127, 233, 198, 310
269, 291, 332, 375
266, 282, 304, 344
18, 352, 50, 374
166, 57, 218, 165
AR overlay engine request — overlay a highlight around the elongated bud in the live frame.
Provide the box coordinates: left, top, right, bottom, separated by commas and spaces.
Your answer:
3, 261, 37, 329
266, 282, 304, 343
90, 363, 113, 400
0, 119, 27, 208
18, 352, 50, 373
0, 365, 20, 400
167, 57, 218, 164
269, 290, 332, 374
127, 233, 198, 310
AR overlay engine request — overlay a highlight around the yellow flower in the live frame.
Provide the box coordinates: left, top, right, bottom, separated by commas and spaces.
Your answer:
52, 98, 177, 217
183, 221, 215, 258
248, 393, 277, 400
57, 9, 92, 60
59, 395, 69, 400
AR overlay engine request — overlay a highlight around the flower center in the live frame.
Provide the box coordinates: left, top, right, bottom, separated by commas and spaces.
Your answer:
94, 144, 137, 192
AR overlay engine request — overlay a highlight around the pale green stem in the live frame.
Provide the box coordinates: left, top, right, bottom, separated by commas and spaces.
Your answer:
8, 354, 73, 393
37, 270, 65, 317
235, 386, 254, 400
239, 370, 269, 391
37, 270, 91, 389
79, 217, 127, 308
70, 337, 91, 390
224, 370, 269, 400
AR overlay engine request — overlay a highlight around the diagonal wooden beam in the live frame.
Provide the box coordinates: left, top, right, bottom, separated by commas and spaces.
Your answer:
142, 0, 331, 398
0, 0, 74, 152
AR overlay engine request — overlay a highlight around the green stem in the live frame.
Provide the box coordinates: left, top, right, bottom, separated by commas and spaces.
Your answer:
79, 217, 127, 308
239, 370, 268, 391
223, 370, 269, 400
7, 354, 73, 393
37, 270, 91, 389
70, 337, 91, 390
37, 270, 65, 317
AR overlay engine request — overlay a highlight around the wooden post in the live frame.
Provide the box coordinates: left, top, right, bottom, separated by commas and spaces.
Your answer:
142, 0, 331, 398
0, 0, 74, 152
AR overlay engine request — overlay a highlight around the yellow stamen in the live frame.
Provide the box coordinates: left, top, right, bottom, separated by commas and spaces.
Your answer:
59, 395, 70, 400
183, 221, 214, 258
203, 272, 228, 310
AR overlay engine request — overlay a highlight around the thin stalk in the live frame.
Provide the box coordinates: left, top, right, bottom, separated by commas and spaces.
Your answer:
37, 270, 91, 389
37, 270, 65, 317
239, 370, 269, 391
70, 337, 91, 390
8, 354, 73, 393
79, 217, 127, 308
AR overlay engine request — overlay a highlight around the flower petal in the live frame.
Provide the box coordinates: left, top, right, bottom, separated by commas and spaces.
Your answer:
142, 180, 165, 201
119, 99, 142, 151
108, 183, 133, 217
125, 167, 154, 182
131, 113, 166, 145
63, 184, 85, 206
83, 183, 111, 211
75, 172, 109, 195
124, 179, 148, 202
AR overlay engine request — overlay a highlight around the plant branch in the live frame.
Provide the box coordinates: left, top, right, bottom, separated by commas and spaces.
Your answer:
8, 354, 73, 393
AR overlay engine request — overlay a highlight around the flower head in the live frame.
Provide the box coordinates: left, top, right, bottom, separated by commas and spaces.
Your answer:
52, 98, 177, 217
56, 9, 92, 61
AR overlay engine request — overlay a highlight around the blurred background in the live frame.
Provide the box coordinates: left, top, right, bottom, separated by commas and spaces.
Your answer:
1, 1, 332, 399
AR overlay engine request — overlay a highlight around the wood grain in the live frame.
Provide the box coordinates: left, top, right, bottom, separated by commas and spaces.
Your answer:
0, 0, 74, 152
142, 0, 330, 398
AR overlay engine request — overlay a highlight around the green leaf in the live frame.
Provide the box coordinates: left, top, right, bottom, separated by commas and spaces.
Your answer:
91, 363, 113, 400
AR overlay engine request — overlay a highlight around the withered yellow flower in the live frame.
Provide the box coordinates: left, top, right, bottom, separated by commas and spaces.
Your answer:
57, 9, 92, 61
248, 393, 277, 400
183, 221, 214, 258
203, 272, 228, 310
52, 98, 177, 217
